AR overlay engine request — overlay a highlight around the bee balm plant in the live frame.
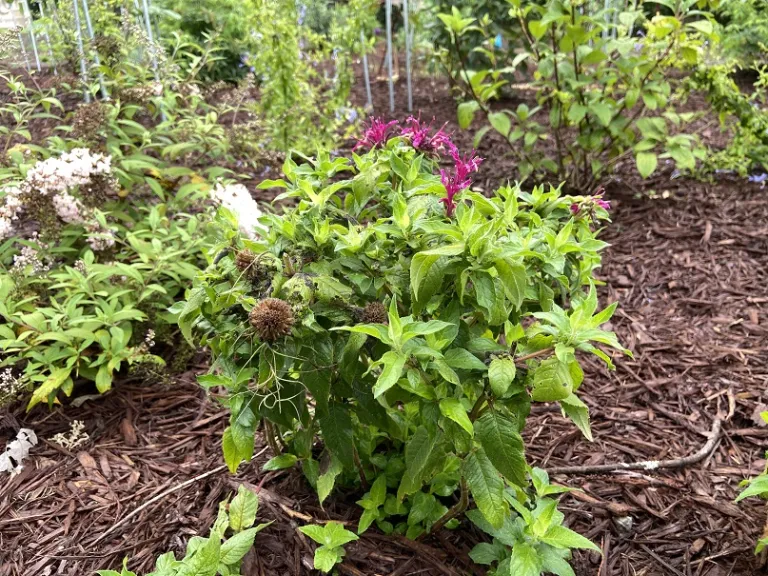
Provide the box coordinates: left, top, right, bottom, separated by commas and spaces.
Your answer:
178, 119, 630, 574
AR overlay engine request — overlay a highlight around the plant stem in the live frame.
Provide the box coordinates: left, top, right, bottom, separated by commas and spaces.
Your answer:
263, 420, 281, 456
352, 446, 369, 491
422, 477, 469, 538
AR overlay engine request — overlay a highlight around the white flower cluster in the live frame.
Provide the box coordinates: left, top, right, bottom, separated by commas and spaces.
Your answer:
0, 368, 22, 403
51, 420, 90, 451
0, 428, 38, 476
211, 182, 267, 238
11, 241, 50, 275
85, 221, 116, 251
25, 148, 111, 196
0, 149, 115, 242
0, 186, 23, 241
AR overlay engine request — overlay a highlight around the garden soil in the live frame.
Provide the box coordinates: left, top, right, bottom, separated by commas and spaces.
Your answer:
2, 66, 768, 576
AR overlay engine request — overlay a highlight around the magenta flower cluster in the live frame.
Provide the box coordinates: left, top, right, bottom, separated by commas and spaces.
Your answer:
353, 118, 399, 151
570, 188, 611, 216
354, 116, 483, 217
440, 149, 483, 217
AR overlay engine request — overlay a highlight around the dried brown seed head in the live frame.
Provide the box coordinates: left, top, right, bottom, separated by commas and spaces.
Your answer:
249, 298, 295, 342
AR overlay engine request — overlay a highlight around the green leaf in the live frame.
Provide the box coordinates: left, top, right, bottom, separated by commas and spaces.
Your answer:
560, 393, 592, 441
488, 112, 511, 138
177, 534, 220, 576
531, 358, 573, 402
313, 546, 341, 573
475, 412, 527, 487
488, 357, 516, 397
509, 541, 543, 576
463, 447, 507, 529
439, 398, 474, 436
317, 456, 344, 505
27, 367, 72, 410
495, 259, 526, 310
229, 486, 259, 532
736, 475, 768, 502
590, 103, 612, 126
263, 453, 298, 471
528, 20, 547, 40
373, 351, 407, 398
319, 404, 355, 470
458, 101, 480, 129
636, 151, 658, 179
444, 348, 487, 371
542, 525, 601, 552
398, 427, 437, 499
219, 527, 258, 564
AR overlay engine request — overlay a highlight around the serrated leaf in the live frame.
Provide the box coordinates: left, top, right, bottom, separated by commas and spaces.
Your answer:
463, 447, 507, 529
229, 486, 259, 532
372, 351, 406, 398
319, 404, 355, 469
531, 358, 573, 402
439, 398, 473, 436
475, 412, 526, 487
541, 525, 601, 552
219, 528, 258, 564
509, 541, 543, 576
488, 357, 516, 397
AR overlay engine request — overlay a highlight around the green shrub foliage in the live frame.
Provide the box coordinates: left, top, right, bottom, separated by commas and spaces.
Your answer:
439, 0, 720, 191
97, 486, 269, 576
179, 123, 629, 573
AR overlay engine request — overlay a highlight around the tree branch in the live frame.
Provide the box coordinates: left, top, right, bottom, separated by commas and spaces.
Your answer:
547, 418, 722, 475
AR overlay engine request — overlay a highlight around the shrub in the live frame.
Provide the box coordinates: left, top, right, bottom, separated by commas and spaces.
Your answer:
439, 0, 719, 191
0, 148, 211, 409
717, 0, 768, 69
179, 120, 629, 573
97, 486, 268, 576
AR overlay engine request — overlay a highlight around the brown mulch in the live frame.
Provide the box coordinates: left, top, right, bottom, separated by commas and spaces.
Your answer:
2, 68, 768, 576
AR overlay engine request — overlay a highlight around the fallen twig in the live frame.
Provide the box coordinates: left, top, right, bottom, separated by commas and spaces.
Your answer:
547, 418, 722, 475
92, 463, 228, 545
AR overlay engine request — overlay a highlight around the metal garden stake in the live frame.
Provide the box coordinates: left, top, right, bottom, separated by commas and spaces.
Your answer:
385, 0, 394, 113
20, 0, 41, 71
403, 0, 412, 112
80, 0, 108, 99
360, 30, 373, 111
37, 1, 57, 75
71, 0, 91, 102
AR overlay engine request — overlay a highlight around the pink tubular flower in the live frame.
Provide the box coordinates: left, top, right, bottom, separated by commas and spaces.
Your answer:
401, 116, 457, 157
354, 117, 399, 151
440, 149, 483, 217
572, 187, 610, 217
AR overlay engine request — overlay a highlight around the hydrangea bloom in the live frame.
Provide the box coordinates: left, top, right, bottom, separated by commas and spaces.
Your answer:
401, 116, 457, 157
212, 182, 267, 238
354, 118, 399, 151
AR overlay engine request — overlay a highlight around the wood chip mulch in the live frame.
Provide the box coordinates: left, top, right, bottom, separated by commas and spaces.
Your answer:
2, 71, 768, 576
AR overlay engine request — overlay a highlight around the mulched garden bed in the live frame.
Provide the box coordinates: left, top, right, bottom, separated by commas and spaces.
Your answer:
2, 69, 768, 576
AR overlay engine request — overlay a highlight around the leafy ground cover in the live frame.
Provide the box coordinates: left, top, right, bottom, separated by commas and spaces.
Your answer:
1, 65, 766, 576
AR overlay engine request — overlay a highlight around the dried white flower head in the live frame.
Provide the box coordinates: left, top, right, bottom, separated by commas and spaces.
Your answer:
51, 420, 89, 450
211, 182, 267, 238
85, 221, 116, 251
0, 368, 23, 405
51, 191, 85, 224
144, 329, 156, 349
0, 428, 38, 475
